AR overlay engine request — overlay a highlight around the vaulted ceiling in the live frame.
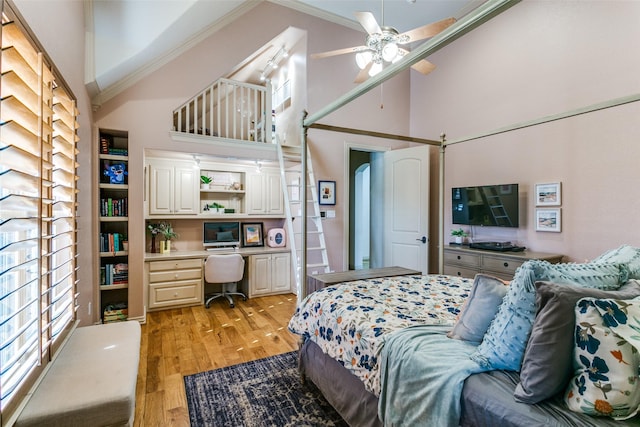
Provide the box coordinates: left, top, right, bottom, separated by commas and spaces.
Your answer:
87, 0, 480, 105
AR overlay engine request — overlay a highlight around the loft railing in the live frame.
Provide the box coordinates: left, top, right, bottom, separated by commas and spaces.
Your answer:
172, 78, 273, 143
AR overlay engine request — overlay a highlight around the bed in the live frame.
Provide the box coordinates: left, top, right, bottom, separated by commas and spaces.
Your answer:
289, 253, 640, 427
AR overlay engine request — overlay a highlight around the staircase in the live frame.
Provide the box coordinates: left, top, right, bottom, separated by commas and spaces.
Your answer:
276, 140, 330, 294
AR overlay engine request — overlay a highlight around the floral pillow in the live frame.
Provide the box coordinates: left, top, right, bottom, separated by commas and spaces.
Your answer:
565, 297, 640, 420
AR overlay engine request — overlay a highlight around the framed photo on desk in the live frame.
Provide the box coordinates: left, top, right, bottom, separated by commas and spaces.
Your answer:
242, 223, 264, 247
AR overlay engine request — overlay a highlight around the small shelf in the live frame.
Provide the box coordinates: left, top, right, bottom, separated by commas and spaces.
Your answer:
100, 183, 129, 190
200, 189, 245, 194
100, 251, 128, 257
100, 283, 128, 291
99, 154, 129, 161
100, 216, 129, 222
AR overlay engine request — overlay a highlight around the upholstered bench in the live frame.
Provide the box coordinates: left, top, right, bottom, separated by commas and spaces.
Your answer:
16, 321, 141, 427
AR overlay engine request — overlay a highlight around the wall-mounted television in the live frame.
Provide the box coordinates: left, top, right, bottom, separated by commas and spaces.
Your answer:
452, 184, 519, 227
203, 221, 240, 248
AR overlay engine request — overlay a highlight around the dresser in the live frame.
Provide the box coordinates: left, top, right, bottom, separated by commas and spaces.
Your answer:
443, 245, 563, 281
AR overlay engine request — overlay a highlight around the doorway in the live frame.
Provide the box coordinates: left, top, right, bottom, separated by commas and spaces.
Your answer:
348, 148, 384, 270
348, 145, 430, 273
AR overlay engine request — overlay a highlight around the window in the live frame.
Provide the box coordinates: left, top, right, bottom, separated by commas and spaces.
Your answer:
1, 3, 79, 423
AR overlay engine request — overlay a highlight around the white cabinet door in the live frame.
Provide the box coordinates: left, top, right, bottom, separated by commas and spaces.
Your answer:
174, 165, 198, 214
246, 172, 266, 214
246, 171, 284, 215
265, 172, 284, 215
270, 252, 291, 293
148, 159, 198, 215
149, 163, 173, 215
249, 254, 272, 296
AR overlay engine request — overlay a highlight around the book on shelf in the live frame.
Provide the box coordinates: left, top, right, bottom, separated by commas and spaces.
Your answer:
101, 263, 129, 286
100, 233, 127, 252
100, 197, 128, 217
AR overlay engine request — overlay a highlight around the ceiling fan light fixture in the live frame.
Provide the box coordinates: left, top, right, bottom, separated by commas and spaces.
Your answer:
368, 61, 383, 77
381, 42, 399, 62
355, 51, 373, 69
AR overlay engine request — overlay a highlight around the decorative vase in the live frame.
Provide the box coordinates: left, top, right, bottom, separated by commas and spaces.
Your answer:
455, 236, 463, 244
151, 235, 157, 253
160, 240, 171, 254
201, 183, 210, 190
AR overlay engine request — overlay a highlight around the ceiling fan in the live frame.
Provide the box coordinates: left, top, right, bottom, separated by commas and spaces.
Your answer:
311, 9, 456, 83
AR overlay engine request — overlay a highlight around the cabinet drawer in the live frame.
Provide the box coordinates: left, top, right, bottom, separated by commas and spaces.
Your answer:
443, 251, 481, 267
149, 268, 202, 283
482, 256, 524, 275
443, 265, 477, 279
149, 258, 202, 271
149, 280, 202, 309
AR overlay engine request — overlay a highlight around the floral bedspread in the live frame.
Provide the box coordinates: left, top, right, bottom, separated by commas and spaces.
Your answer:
288, 274, 473, 395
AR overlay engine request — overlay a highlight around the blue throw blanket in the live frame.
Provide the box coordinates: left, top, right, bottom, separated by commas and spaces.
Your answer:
378, 325, 483, 426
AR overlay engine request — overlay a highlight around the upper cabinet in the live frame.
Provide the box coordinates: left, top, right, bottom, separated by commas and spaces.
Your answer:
246, 170, 284, 215
148, 159, 199, 215
145, 154, 285, 219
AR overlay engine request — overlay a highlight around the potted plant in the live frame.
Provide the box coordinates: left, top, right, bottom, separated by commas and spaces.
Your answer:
200, 175, 212, 189
451, 228, 469, 244
159, 222, 178, 253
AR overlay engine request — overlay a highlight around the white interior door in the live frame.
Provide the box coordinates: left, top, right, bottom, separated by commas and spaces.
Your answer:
383, 146, 429, 273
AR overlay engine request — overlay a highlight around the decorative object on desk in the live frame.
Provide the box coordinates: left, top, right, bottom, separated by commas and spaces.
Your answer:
267, 228, 286, 248
318, 180, 336, 205
535, 182, 561, 206
451, 228, 469, 244
147, 223, 162, 253
242, 223, 264, 247
230, 181, 241, 190
160, 222, 178, 254
536, 208, 561, 232
200, 175, 212, 190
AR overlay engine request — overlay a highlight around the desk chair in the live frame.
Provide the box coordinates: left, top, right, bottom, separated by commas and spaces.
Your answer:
204, 253, 247, 308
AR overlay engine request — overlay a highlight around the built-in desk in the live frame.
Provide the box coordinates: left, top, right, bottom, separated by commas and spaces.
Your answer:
144, 247, 291, 310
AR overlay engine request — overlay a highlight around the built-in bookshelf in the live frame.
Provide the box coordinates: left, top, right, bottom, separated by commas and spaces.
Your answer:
98, 129, 129, 322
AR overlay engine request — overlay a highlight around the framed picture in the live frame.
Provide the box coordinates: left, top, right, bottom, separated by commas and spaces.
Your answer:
535, 182, 561, 206
241, 223, 264, 247
318, 180, 336, 205
536, 208, 561, 232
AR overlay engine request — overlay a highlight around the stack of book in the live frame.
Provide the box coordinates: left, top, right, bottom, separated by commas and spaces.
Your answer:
103, 302, 128, 323
100, 233, 126, 253
100, 197, 128, 217
101, 263, 128, 286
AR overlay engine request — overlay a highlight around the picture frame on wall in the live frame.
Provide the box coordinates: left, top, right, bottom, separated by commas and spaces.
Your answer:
242, 223, 264, 247
535, 182, 561, 206
536, 208, 561, 232
318, 180, 336, 205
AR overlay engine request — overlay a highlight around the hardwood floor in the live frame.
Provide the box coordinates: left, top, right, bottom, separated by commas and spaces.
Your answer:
134, 293, 300, 426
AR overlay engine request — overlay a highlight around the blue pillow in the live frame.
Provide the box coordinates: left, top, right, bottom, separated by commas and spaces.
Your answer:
472, 260, 629, 372
593, 245, 640, 279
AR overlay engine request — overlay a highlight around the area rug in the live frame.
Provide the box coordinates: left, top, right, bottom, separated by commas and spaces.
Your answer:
184, 351, 348, 426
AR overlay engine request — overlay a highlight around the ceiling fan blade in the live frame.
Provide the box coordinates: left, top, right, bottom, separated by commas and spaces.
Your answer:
311, 46, 367, 59
355, 11, 381, 35
354, 62, 373, 83
411, 59, 437, 75
398, 17, 456, 43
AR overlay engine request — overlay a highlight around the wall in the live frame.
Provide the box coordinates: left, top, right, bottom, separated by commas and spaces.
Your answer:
13, 0, 95, 325
411, 0, 640, 265
92, 2, 415, 317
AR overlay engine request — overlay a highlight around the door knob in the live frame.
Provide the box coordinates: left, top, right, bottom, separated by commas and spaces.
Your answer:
416, 236, 427, 244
